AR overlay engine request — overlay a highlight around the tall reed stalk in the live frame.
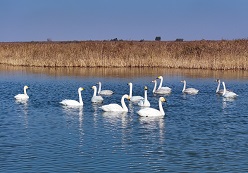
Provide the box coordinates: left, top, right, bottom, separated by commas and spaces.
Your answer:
0, 40, 247, 70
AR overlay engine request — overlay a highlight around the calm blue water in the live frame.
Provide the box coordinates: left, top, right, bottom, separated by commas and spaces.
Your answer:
0, 68, 248, 172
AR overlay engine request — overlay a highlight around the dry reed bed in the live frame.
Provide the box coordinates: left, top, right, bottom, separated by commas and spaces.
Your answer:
0, 40, 248, 69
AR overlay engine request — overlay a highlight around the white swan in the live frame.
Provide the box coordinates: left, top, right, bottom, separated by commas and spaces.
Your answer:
215, 79, 230, 94
128, 82, 144, 102
137, 97, 166, 117
222, 82, 238, 98
181, 80, 199, 94
215, 79, 224, 94
156, 76, 172, 93
152, 80, 170, 94
138, 86, 150, 107
97, 82, 113, 95
60, 87, 84, 106
91, 86, 104, 103
15, 85, 29, 100
100, 94, 130, 112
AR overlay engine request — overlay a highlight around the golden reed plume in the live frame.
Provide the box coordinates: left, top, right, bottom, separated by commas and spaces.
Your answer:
0, 40, 247, 70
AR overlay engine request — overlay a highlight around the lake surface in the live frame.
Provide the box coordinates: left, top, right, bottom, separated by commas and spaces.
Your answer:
1, 66, 248, 172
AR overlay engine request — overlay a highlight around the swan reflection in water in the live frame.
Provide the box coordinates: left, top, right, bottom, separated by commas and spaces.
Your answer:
139, 116, 166, 145
78, 107, 83, 130
62, 106, 84, 131
102, 111, 128, 127
222, 97, 237, 110
92, 103, 102, 128
16, 99, 29, 128
102, 111, 129, 147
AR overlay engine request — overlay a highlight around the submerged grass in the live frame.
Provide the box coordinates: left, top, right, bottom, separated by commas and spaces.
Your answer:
0, 40, 248, 70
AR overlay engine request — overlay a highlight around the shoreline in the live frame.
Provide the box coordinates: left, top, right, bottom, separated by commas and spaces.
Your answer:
0, 40, 247, 70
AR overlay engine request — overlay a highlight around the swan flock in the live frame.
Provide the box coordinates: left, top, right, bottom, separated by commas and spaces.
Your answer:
15, 78, 238, 116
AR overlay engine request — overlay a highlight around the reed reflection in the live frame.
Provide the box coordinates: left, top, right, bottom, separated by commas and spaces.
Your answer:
1, 64, 248, 80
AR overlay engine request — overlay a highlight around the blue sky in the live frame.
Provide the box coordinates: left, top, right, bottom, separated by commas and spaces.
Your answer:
1, 0, 248, 42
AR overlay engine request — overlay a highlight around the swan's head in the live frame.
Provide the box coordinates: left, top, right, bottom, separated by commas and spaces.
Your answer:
144, 86, 148, 90
128, 82, 133, 86
24, 86, 29, 89
181, 80, 186, 83
156, 76, 163, 79
159, 97, 166, 102
78, 87, 84, 91
97, 82, 101, 85
151, 80, 157, 83
92, 86, 97, 90
123, 94, 131, 100
215, 79, 220, 82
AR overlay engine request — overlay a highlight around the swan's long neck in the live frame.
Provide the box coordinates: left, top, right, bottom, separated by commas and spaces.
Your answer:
216, 81, 220, 93
98, 83, 102, 95
152, 81, 157, 93
144, 90, 148, 101
222, 82, 226, 95
121, 96, 128, 111
78, 90, 83, 104
93, 87, 97, 96
24, 87, 27, 95
129, 84, 132, 98
182, 81, 186, 92
158, 77, 163, 89
159, 100, 165, 115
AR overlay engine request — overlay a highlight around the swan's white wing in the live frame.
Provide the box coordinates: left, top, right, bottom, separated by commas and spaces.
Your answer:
160, 87, 172, 91
137, 108, 162, 117
14, 94, 29, 100
130, 96, 144, 102
138, 100, 144, 106
60, 99, 81, 106
184, 88, 199, 94
100, 104, 124, 112
217, 89, 224, 94
91, 96, 104, 103
155, 88, 171, 94
224, 91, 238, 98
138, 100, 150, 107
99, 90, 114, 95
143, 100, 150, 107
217, 89, 231, 94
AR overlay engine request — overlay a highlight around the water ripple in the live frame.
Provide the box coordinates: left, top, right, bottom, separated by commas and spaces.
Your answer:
0, 71, 248, 172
